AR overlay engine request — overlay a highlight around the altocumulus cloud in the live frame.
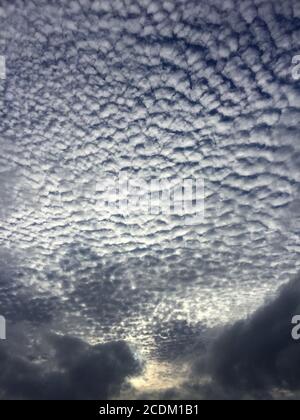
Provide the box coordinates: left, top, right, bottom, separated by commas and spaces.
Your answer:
0, 0, 300, 400
0, 333, 140, 400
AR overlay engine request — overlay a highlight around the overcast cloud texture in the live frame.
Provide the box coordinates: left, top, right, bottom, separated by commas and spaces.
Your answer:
0, 0, 300, 400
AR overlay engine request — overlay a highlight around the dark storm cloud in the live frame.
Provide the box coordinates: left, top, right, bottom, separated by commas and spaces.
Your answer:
153, 275, 300, 400
135, 276, 300, 400
204, 275, 300, 398
0, 333, 140, 400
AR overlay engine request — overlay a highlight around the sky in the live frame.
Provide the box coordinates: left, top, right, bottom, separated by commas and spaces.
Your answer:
0, 0, 300, 400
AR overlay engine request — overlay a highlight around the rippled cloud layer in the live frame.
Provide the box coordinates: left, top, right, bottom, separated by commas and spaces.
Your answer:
0, 0, 300, 399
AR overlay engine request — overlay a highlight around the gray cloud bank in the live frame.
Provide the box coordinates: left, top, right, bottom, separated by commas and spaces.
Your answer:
154, 275, 300, 400
207, 276, 300, 397
0, 332, 140, 400
1, 0, 300, 348
1, 275, 300, 400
